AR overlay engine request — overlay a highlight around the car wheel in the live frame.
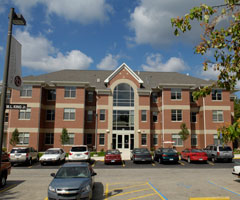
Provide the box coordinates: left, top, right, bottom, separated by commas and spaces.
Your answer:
28, 158, 32, 166
0, 173, 7, 187
187, 157, 191, 163
211, 157, 216, 163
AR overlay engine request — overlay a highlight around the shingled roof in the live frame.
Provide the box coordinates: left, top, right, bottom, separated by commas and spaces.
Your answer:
23, 69, 211, 90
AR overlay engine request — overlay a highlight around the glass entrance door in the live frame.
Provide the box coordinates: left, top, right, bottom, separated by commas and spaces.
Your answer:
113, 134, 131, 150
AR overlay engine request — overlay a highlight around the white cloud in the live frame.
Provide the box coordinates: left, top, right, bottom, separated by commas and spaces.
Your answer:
141, 53, 188, 72
0, 46, 3, 53
128, 0, 221, 46
12, 0, 112, 24
97, 54, 120, 70
15, 30, 93, 72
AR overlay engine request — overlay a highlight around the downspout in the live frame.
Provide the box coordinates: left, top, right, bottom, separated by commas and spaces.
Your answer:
37, 86, 43, 151
162, 89, 165, 148
203, 97, 207, 148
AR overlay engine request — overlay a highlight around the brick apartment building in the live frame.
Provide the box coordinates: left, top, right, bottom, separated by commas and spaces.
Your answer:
3, 63, 235, 153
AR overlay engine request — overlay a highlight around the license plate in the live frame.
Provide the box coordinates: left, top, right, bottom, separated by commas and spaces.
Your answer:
111, 160, 115, 162
76, 154, 81, 156
169, 158, 174, 161
199, 158, 203, 161
142, 159, 146, 161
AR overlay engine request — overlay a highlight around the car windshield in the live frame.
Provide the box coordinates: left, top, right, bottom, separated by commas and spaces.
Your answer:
106, 150, 120, 155
135, 149, 149, 154
45, 150, 60, 154
10, 149, 27, 153
55, 167, 90, 178
191, 149, 202, 153
71, 147, 87, 152
219, 146, 232, 151
162, 148, 176, 153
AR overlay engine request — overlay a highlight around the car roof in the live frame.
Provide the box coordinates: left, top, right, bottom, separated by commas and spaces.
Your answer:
71, 145, 88, 147
12, 147, 29, 149
62, 162, 89, 167
46, 148, 62, 151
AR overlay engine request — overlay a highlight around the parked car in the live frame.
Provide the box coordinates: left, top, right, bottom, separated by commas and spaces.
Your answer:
40, 148, 65, 165
9, 147, 38, 166
181, 148, 208, 163
154, 148, 179, 164
48, 162, 97, 200
104, 149, 122, 164
1, 152, 11, 187
130, 148, 152, 163
68, 145, 90, 162
203, 145, 234, 163
232, 166, 240, 178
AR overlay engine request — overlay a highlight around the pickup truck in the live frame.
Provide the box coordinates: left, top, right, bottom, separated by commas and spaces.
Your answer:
0, 152, 11, 187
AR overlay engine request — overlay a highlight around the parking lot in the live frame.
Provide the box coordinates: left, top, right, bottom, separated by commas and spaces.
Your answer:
0, 158, 240, 200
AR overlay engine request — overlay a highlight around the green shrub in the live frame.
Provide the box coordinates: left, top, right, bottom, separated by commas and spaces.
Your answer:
234, 149, 240, 154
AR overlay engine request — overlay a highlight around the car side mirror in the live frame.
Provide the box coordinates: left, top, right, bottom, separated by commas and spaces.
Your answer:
91, 172, 97, 176
50, 173, 56, 177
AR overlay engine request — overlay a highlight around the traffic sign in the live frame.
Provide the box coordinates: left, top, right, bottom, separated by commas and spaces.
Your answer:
6, 104, 27, 110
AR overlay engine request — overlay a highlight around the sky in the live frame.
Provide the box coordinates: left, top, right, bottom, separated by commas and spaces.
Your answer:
0, 0, 238, 95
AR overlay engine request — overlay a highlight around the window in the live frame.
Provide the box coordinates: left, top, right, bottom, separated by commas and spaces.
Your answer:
87, 134, 92, 145
113, 83, 134, 107
45, 133, 54, 145
113, 110, 134, 130
20, 85, 32, 97
171, 110, 182, 121
65, 133, 74, 145
153, 134, 158, 146
212, 89, 222, 101
213, 134, 218, 145
18, 133, 29, 145
152, 112, 158, 123
100, 110, 105, 121
191, 134, 197, 146
152, 92, 158, 103
46, 110, 55, 121
63, 108, 75, 120
141, 110, 147, 122
64, 87, 76, 98
141, 134, 147, 145
4, 113, 8, 122
171, 88, 181, 100
212, 110, 223, 122
87, 110, 93, 122
47, 89, 56, 100
172, 134, 183, 146
87, 91, 93, 102
99, 134, 105, 145
19, 108, 31, 120
190, 92, 195, 103
191, 112, 197, 123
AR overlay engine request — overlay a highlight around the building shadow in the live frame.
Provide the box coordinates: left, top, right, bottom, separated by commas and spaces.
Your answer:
0, 180, 25, 200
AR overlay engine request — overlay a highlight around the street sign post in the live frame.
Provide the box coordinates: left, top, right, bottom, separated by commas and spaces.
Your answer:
6, 104, 27, 110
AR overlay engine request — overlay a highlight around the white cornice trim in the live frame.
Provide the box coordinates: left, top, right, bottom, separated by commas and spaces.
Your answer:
50, 81, 90, 87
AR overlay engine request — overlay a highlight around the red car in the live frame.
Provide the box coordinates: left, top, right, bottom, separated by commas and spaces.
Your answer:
104, 149, 122, 164
181, 148, 208, 163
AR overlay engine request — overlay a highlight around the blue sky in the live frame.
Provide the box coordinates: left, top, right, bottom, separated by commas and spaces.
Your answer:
0, 0, 236, 93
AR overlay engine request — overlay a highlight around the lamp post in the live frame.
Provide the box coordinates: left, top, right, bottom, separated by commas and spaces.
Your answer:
0, 8, 26, 171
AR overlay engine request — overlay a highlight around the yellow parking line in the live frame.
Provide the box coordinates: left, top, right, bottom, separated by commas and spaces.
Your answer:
105, 183, 109, 200
108, 183, 147, 193
106, 188, 151, 199
179, 161, 185, 166
92, 160, 96, 167
147, 182, 166, 200
44, 198, 48, 200
127, 193, 157, 200
122, 160, 125, 167
0, 184, 17, 193
207, 161, 214, 166
152, 162, 155, 167
28, 166, 32, 169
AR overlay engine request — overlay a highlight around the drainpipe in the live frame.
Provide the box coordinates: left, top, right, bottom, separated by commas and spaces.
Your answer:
203, 97, 207, 148
37, 86, 42, 151
162, 89, 165, 148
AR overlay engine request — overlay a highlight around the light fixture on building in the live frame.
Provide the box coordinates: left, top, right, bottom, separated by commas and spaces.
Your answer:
138, 130, 141, 134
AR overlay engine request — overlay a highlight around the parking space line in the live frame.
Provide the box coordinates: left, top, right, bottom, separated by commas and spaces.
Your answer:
178, 161, 185, 166
44, 198, 48, 200
105, 183, 109, 200
147, 182, 168, 200
92, 160, 96, 167
28, 166, 32, 169
107, 188, 151, 198
152, 162, 155, 167
108, 183, 147, 193
208, 181, 240, 197
122, 160, 125, 167
126, 193, 157, 200
0, 184, 17, 193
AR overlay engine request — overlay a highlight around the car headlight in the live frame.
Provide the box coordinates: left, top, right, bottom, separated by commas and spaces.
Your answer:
82, 184, 91, 193
48, 185, 56, 193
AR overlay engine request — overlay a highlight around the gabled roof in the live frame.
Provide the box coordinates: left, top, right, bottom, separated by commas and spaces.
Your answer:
104, 63, 144, 84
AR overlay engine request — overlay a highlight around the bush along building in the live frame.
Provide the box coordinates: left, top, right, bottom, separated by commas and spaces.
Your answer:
3, 63, 235, 153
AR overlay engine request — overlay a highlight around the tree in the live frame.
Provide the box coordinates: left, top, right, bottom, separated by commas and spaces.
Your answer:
171, 0, 240, 99
60, 128, 69, 146
10, 128, 19, 147
234, 98, 240, 122
178, 123, 190, 143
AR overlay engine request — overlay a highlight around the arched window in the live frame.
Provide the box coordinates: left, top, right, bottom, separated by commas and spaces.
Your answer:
113, 83, 134, 107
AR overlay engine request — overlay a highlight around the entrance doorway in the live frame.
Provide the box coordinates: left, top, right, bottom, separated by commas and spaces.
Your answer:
112, 133, 134, 151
